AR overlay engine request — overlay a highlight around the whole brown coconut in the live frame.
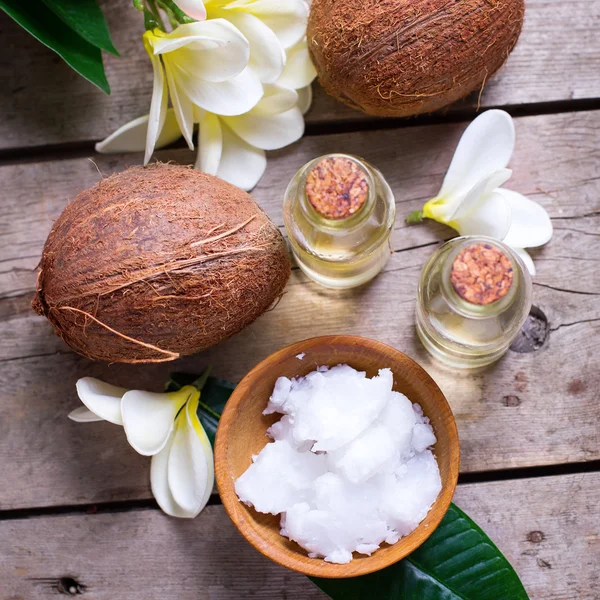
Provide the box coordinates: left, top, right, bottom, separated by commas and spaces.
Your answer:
308, 0, 525, 117
32, 164, 291, 363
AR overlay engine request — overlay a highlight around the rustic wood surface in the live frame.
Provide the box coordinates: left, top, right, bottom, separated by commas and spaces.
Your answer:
1, 0, 599, 149
0, 0, 599, 597
0, 474, 597, 599
1, 111, 598, 512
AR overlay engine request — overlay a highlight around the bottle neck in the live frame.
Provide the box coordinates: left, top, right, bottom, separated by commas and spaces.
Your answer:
298, 154, 376, 232
440, 238, 520, 319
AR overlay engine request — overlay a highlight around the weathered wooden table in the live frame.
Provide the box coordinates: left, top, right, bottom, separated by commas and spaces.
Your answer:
1, 1, 599, 598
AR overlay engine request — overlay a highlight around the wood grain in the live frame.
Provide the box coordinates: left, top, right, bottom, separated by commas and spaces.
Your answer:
0, 0, 599, 149
0, 473, 597, 599
215, 336, 459, 578
1, 110, 598, 301
1, 2, 598, 597
0, 252, 598, 511
0, 111, 598, 510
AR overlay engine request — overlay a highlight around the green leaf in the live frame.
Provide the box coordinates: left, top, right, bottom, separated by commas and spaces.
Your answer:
311, 503, 529, 600
164, 372, 197, 392
198, 376, 235, 446
200, 376, 236, 415
41, 0, 119, 56
0, 0, 110, 94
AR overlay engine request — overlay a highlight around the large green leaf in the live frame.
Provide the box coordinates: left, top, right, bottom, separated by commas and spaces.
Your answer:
197, 376, 235, 445
41, 0, 119, 56
311, 503, 529, 600
0, 0, 110, 93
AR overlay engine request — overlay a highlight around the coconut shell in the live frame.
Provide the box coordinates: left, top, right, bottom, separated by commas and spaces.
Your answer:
32, 164, 291, 363
308, 0, 525, 117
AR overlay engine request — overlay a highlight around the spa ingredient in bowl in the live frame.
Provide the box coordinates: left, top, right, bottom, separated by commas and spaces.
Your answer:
234, 365, 442, 564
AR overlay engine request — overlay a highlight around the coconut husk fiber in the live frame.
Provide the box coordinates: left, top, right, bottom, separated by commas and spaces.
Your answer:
308, 0, 525, 117
32, 164, 291, 363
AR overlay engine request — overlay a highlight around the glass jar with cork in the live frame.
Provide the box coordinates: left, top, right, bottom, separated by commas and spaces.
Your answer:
283, 154, 396, 289
416, 237, 532, 369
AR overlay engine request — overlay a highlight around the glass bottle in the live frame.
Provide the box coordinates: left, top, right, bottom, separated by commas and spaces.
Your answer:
416, 236, 532, 369
283, 153, 395, 289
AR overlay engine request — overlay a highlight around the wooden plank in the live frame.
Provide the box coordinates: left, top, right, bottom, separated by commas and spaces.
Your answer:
0, 111, 598, 510
0, 265, 598, 510
1, 110, 598, 300
0, 506, 327, 599
454, 473, 599, 600
1, 0, 599, 149
0, 473, 598, 599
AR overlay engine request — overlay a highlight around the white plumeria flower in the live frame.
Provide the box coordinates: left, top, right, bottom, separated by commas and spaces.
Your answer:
195, 83, 306, 190
95, 1, 315, 190
143, 21, 262, 158
69, 377, 214, 519
173, 0, 207, 20
420, 110, 552, 275
95, 84, 311, 191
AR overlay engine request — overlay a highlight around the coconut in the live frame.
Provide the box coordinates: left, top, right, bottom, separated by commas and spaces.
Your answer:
308, 0, 525, 117
32, 164, 291, 363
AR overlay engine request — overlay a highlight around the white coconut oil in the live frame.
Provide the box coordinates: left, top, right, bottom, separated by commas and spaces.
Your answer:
235, 365, 441, 564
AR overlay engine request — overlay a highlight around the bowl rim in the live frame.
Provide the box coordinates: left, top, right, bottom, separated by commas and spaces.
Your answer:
215, 335, 460, 578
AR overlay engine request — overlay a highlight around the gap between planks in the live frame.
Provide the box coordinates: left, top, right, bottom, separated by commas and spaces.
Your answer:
0, 97, 599, 168
3, 0, 600, 152
1, 460, 599, 522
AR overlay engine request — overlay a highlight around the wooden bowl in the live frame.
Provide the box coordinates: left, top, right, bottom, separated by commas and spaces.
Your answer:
215, 335, 460, 578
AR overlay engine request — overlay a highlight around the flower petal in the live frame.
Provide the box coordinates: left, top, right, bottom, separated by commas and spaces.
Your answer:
157, 21, 250, 83
143, 32, 169, 164
296, 84, 312, 115
234, 0, 309, 48
164, 57, 196, 149
451, 169, 512, 220
224, 106, 304, 150
223, 12, 285, 84
277, 38, 317, 90
196, 111, 223, 175
216, 123, 266, 191
450, 190, 512, 240
121, 387, 193, 456
167, 394, 214, 516
173, 0, 207, 20
174, 64, 263, 116
76, 377, 126, 426
68, 406, 105, 423
512, 247, 536, 276
251, 83, 298, 115
152, 20, 244, 53
151, 430, 192, 518
438, 110, 515, 207
497, 188, 553, 248
95, 110, 182, 155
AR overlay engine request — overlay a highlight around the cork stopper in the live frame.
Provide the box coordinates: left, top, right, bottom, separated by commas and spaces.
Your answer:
450, 243, 514, 306
305, 156, 368, 219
